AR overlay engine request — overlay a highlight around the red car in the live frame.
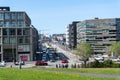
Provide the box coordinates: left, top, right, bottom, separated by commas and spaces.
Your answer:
35, 61, 48, 66
61, 59, 68, 63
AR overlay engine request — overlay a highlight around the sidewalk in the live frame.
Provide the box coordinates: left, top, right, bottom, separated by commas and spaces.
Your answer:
40, 69, 120, 79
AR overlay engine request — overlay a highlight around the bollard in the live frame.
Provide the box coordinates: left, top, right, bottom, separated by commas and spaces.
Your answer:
10, 65, 12, 68
19, 63, 22, 69
56, 64, 58, 68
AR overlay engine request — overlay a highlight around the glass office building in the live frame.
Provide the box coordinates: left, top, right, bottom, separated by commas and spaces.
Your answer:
77, 18, 120, 54
0, 7, 38, 62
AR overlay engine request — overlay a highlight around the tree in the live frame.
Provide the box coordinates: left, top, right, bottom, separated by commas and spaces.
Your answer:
74, 42, 93, 67
109, 42, 120, 57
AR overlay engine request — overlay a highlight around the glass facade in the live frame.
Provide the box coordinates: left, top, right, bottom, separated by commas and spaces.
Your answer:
0, 10, 38, 61
9, 28, 16, 35
17, 12, 23, 20
17, 28, 22, 35
18, 36, 23, 44
5, 13, 10, 20
3, 37, 9, 44
0, 22, 3, 27
18, 21, 24, 27
25, 36, 30, 43
23, 29, 30, 35
9, 37, 16, 44
11, 13, 16, 20
77, 18, 120, 54
4, 21, 10, 27
0, 13, 3, 20
11, 21, 16, 27
3, 28, 8, 35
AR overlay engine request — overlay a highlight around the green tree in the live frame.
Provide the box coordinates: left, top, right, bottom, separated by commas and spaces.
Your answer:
74, 42, 94, 67
109, 42, 120, 57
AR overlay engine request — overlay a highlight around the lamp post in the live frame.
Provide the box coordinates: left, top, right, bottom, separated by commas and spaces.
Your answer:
12, 33, 15, 64
1, 28, 3, 62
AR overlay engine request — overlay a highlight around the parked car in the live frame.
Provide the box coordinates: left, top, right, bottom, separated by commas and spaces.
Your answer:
50, 59, 56, 62
15, 61, 25, 65
0, 61, 6, 67
94, 56, 104, 61
35, 61, 48, 66
61, 59, 68, 63
110, 58, 120, 62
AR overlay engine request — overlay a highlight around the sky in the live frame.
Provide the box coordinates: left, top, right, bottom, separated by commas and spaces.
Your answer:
0, 0, 120, 35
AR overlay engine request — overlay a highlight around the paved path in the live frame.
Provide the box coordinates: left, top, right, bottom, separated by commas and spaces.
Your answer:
39, 69, 120, 79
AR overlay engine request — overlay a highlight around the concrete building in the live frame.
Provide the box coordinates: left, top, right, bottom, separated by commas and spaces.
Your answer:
52, 34, 66, 45
77, 18, 120, 54
0, 7, 38, 62
66, 21, 79, 49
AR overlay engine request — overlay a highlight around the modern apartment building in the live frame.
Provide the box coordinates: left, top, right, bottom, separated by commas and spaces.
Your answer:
66, 21, 79, 49
77, 18, 120, 54
0, 7, 38, 62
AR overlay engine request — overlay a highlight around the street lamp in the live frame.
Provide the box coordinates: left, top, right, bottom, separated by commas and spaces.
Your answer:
12, 32, 15, 64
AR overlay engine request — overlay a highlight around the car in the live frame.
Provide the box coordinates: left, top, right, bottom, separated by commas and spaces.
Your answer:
0, 61, 6, 67
61, 59, 68, 63
15, 61, 25, 65
35, 61, 48, 66
110, 58, 120, 62
50, 59, 56, 62
94, 56, 104, 61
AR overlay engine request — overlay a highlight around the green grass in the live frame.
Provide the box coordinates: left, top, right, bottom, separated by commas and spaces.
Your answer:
0, 68, 119, 80
29, 66, 120, 75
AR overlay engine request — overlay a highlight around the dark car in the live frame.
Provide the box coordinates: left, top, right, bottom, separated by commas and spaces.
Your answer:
61, 59, 68, 63
35, 61, 48, 66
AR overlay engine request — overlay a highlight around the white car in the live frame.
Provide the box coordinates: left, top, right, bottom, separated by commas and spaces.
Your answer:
94, 56, 104, 61
111, 58, 120, 62
0, 61, 6, 67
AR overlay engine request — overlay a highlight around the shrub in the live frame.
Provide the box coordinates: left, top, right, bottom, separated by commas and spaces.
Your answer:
103, 60, 113, 68
88, 60, 120, 68
89, 60, 103, 68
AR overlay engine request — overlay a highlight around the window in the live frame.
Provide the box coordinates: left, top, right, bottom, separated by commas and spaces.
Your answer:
4, 21, 10, 27
11, 13, 16, 20
0, 22, 3, 27
5, 13, 10, 20
9, 28, 16, 35
23, 29, 30, 35
9, 37, 16, 44
25, 36, 30, 43
18, 21, 24, 27
117, 22, 120, 27
11, 21, 16, 27
3, 29, 8, 35
0, 13, 3, 20
3, 37, 9, 44
18, 36, 23, 44
102, 29, 109, 33
17, 13, 23, 20
17, 29, 22, 35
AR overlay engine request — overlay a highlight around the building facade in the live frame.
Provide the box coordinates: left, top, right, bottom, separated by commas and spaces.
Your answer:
0, 7, 38, 62
52, 34, 66, 45
66, 21, 79, 49
77, 18, 120, 54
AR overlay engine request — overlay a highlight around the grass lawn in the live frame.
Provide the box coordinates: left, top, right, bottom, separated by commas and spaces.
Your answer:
0, 68, 119, 80
29, 66, 120, 75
